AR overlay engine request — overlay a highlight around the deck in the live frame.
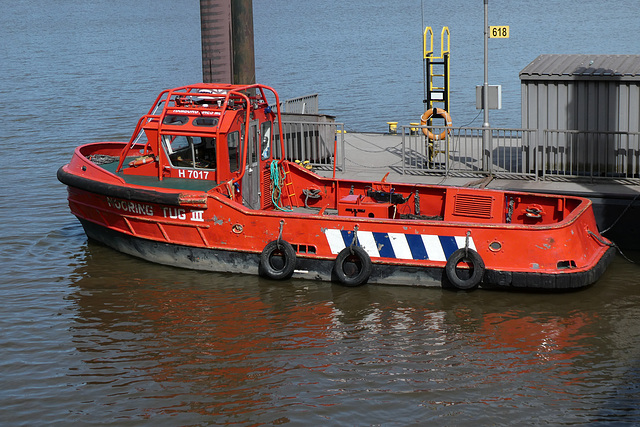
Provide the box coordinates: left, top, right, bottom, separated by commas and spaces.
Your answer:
307, 130, 640, 251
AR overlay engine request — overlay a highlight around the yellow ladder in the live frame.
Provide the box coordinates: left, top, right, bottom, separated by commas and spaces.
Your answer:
423, 27, 451, 163
280, 163, 298, 208
423, 26, 450, 112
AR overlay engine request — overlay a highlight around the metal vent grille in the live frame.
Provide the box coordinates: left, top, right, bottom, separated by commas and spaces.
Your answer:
453, 194, 493, 219
261, 167, 273, 209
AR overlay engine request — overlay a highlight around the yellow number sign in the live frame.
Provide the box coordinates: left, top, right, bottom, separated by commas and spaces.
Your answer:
490, 26, 509, 38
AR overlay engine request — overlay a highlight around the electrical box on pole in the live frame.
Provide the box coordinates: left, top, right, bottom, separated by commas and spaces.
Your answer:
476, 85, 502, 109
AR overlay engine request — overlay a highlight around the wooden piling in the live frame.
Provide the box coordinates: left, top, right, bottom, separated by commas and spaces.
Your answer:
200, 0, 255, 84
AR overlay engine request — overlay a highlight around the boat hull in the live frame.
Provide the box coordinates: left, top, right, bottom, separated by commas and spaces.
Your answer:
77, 217, 616, 291
59, 146, 616, 291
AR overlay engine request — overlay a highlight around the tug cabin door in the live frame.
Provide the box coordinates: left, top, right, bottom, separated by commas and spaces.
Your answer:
242, 120, 261, 209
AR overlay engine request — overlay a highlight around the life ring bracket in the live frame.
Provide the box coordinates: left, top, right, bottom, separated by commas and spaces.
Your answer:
420, 108, 453, 141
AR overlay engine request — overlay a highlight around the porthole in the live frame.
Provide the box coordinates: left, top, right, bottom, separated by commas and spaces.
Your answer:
488, 241, 502, 252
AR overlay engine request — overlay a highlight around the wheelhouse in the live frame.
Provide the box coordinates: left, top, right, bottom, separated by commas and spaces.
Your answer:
115, 84, 283, 207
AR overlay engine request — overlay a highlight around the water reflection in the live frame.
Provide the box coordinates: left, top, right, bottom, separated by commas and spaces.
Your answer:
64, 242, 640, 424
68, 244, 337, 421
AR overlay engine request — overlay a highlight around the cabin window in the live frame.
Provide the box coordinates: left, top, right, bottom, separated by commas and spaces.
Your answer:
248, 126, 258, 165
162, 115, 188, 125
228, 131, 240, 173
193, 117, 219, 127
260, 121, 272, 159
163, 135, 216, 170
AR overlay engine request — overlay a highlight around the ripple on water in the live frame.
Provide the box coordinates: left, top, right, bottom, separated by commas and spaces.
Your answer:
2, 0, 640, 423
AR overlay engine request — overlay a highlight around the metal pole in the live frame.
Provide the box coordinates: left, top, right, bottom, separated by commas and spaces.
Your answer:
482, 0, 491, 172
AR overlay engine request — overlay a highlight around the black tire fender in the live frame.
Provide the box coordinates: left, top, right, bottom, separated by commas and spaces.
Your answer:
333, 246, 372, 287
259, 240, 296, 280
445, 248, 485, 290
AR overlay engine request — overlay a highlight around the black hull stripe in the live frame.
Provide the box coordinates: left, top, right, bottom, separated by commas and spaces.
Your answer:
57, 167, 183, 206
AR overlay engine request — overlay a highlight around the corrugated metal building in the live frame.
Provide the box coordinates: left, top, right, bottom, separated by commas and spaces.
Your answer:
520, 54, 640, 132
520, 55, 640, 176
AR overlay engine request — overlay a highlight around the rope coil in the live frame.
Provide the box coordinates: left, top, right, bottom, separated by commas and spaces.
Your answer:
270, 160, 293, 212
302, 188, 321, 209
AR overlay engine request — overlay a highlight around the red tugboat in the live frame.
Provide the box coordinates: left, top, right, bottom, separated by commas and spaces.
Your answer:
58, 83, 615, 290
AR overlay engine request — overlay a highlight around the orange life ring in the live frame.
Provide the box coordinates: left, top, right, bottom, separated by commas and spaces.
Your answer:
128, 155, 155, 168
420, 108, 452, 141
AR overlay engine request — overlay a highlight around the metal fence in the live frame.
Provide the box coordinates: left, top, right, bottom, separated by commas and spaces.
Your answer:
399, 126, 640, 182
276, 121, 345, 171
274, 120, 640, 183
279, 94, 319, 114
400, 125, 538, 179
542, 130, 640, 182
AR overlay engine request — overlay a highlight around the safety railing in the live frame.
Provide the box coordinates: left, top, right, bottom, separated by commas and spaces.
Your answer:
275, 121, 345, 171
279, 94, 319, 114
275, 122, 640, 183
400, 125, 538, 179
542, 129, 640, 182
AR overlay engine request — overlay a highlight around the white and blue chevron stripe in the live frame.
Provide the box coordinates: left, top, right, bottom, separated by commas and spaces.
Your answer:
324, 229, 476, 261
